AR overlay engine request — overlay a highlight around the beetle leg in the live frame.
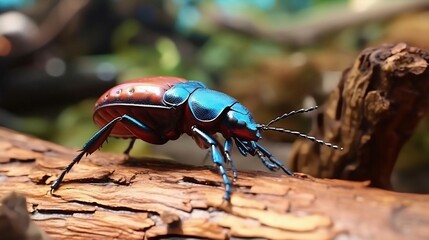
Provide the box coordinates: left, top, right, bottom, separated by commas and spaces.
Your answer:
253, 142, 293, 176
224, 138, 238, 181
191, 126, 232, 201
50, 151, 86, 193
255, 150, 279, 171
51, 115, 164, 193
233, 138, 249, 156
234, 138, 278, 171
123, 138, 136, 155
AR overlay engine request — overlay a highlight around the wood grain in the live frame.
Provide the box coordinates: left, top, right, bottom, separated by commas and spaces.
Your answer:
0, 127, 428, 239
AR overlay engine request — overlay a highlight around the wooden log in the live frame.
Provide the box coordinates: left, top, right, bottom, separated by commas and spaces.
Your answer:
0, 127, 429, 239
289, 43, 429, 189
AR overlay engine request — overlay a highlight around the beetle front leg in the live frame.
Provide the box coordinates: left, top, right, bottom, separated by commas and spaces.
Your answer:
191, 126, 233, 201
253, 141, 293, 176
51, 115, 164, 193
234, 138, 279, 171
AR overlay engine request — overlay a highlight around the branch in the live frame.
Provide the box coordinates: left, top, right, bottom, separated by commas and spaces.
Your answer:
289, 43, 429, 189
0, 127, 428, 239
208, 0, 429, 46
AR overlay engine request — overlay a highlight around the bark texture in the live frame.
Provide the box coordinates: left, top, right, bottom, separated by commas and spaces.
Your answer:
290, 43, 429, 189
0, 127, 428, 239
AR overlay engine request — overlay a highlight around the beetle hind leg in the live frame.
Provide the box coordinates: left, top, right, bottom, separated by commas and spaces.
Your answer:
50, 151, 86, 193
51, 115, 164, 193
123, 138, 136, 155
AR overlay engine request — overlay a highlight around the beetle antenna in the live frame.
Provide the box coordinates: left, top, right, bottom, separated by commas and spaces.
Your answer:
258, 125, 343, 150
265, 106, 318, 126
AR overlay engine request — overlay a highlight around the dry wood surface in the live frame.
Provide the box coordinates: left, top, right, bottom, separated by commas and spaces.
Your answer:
0, 127, 428, 240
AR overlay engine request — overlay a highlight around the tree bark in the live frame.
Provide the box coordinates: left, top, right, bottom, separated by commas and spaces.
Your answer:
289, 43, 429, 189
0, 127, 428, 240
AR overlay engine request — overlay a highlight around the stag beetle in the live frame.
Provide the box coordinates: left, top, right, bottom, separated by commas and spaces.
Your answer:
50, 76, 341, 200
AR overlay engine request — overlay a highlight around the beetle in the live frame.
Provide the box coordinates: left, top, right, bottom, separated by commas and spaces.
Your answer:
50, 76, 341, 201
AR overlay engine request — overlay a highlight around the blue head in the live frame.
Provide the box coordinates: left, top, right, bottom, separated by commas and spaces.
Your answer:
224, 103, 261, 140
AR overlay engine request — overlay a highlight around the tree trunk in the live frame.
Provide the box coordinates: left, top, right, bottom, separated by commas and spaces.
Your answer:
0, 127, 428, 239
290, 43, 429, 189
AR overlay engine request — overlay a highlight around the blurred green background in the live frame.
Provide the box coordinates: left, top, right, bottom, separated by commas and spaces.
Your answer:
0, 0, 428, 193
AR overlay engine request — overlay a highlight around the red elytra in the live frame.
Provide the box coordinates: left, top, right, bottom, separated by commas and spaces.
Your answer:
93, 76, 186, 143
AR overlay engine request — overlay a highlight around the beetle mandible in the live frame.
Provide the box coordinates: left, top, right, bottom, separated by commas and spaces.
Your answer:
50, 76, 341, 200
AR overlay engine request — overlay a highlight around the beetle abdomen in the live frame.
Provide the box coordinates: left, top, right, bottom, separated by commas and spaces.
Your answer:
95, 76, 186, 108
93, 76, 186, 138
